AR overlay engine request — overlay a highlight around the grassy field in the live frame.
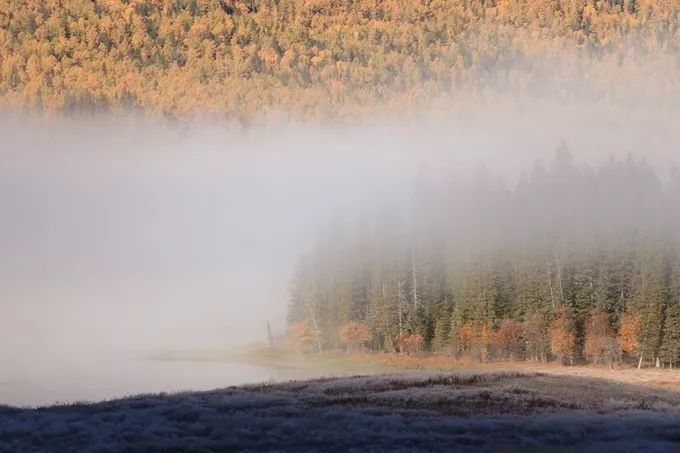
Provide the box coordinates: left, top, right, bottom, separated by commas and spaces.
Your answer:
2, 369, 679, 451
3, 349, 679, 450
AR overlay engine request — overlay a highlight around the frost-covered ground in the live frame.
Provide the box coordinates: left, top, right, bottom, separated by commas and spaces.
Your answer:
1, 371, 680, 451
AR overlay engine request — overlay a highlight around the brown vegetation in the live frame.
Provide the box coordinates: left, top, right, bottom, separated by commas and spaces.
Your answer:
1, 0, 680, 118
549, 307, 576, 365
338, 321, 372, 351
288, 321, 314, 351
619, 310, 642, 365
399, 333, 424, 354
288, 151, 680, 369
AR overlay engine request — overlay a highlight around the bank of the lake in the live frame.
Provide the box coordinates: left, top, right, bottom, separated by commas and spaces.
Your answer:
2, 370, 680, 451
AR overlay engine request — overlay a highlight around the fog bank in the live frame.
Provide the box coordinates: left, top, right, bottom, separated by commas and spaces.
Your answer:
0, 98, 678, 361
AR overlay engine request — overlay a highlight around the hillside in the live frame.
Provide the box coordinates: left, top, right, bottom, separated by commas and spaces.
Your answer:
1, 0, 680, 118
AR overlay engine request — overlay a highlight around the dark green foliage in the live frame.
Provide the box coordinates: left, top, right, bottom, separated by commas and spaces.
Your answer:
288, 150, 680, 365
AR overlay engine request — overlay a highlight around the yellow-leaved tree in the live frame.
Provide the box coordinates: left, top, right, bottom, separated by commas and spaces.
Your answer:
338, 321, 372, 352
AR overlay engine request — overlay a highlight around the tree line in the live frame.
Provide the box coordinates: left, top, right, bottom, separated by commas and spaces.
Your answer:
287, 148, 680, 368
1, 0, 679, 118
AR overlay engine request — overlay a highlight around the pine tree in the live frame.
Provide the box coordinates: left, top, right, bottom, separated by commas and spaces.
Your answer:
432, 302, 452, 352
285, 153, 679, 365
660, 260, 680, 368
632, 247, 669, 368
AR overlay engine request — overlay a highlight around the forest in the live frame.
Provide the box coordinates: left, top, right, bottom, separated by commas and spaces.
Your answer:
287, 148, 680, 368
1, 0, 680, 118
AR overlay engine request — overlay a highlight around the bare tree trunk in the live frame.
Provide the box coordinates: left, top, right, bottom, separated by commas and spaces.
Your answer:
310, 315, 322, 353
554, 252, 564, 303
638, 354, 644, 369
546, 259, 556, 310
411, 248, 419, 311
398, 279, 404, 355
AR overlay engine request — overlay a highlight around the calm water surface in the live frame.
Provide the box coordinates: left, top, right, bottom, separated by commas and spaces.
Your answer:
0, 351, 302, 407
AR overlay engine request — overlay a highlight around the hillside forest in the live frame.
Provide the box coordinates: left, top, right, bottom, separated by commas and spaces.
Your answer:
287, 148, 680, 368
1, 0, 680, 118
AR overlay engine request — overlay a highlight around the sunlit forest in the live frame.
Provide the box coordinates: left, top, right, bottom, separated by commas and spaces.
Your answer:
3, 0, 680, 450
1, 0, 680, 118
288, 148, 680, 368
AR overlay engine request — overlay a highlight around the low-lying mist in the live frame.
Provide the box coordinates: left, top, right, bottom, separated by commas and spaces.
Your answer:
0, 88, 678, 399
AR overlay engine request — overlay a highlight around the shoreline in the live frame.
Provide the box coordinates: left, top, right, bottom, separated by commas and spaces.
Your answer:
151, 347, 680, 393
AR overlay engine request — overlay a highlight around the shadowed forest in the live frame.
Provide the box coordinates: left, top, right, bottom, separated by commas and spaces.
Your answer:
287, 148, 680, 368
1, 0, 680, 118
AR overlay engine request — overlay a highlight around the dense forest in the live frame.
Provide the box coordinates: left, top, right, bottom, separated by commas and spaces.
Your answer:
287, 148, 680, 368
1, 0, 680, 118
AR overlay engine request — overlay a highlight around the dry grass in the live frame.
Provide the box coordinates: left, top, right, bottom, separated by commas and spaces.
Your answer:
2, 370, 680, 450
338, 353, 680, 393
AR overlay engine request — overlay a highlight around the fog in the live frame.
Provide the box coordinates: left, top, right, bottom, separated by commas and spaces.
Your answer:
1, 102, 678, 352
0, 90, 679, 403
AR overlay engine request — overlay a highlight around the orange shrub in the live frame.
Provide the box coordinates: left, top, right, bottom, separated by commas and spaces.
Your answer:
480, 322, 493, 362
400, 333, 424, 354
338, 321, 372, 350
550, 307, 575, 364
584, 309, 617, 364
618, 311, 641, 356
288, 321, 314, 350
458, 323, 476, 352
492, 319, 524, 360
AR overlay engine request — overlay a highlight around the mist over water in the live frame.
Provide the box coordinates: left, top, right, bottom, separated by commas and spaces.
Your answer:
0, 97, 678, 404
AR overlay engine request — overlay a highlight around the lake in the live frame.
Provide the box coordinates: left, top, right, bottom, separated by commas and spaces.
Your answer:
0, 351, 305, 407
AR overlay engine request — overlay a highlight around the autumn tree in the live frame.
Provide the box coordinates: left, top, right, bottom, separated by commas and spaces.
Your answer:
400, 333, 424, 355
550, 308, 575, 364
618, 311, 642, 367
479, 322, 493, 362
457, 323, 476, 356
286, 153, 680, 366
288, 321, 315, 352
524, 311, 551, 362
338, 321, 373, 352
3, 0, 680, 118
492, 319, 524, 361
584, 309, 617, 366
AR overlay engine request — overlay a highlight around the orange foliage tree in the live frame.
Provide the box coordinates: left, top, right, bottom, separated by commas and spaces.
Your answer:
400, 333, 424, 355
492, 319, 524, 361
338, 321, 372, 351
288, 321, 314, 352
458, 323, 476, 354
549, 307, 575, 364
480, 322, 493, 362
584, 309, 617, 365
618, 311, 641, 366
5, 0, 679, 118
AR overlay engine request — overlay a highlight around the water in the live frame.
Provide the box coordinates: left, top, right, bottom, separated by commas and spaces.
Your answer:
0, 351, 297, 407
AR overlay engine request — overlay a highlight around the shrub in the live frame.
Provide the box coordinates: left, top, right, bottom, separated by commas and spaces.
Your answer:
400, 333, 424, 354
550, 308, 575, 364
338, 321, 372, 351
289, 321, 314, 351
